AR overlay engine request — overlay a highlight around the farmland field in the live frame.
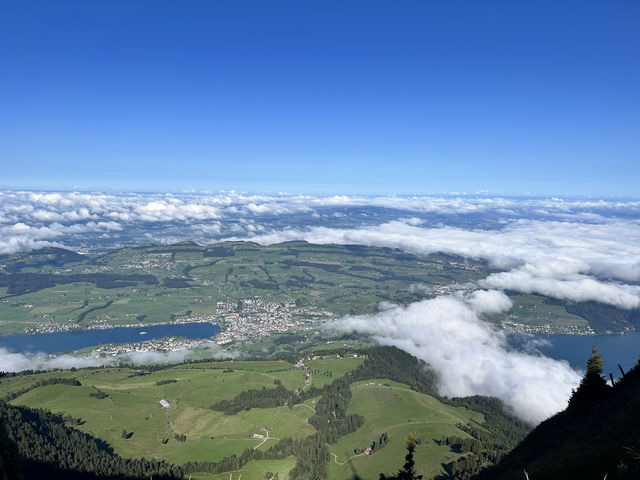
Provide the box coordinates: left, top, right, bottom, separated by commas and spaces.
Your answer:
0, 241, 609, 338
0, 242, 488, 335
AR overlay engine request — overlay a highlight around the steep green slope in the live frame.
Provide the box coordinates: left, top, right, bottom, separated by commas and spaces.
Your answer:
0, 399, 182, 480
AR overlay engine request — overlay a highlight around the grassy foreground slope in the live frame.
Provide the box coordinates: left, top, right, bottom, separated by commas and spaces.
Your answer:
327, 379, 484, 480
7, 362, 315, 465
1, 349, 530, 479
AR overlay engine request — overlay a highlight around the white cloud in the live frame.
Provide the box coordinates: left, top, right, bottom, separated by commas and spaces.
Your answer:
481, 267, 640, 309
0, 343, 233, 372
191, 222, 223, 235
328, 291, 581, 423
0, 220, 124, 255
0, 348, 109, 371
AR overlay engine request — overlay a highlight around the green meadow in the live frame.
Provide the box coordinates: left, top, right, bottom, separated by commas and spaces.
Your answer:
327, 380, 484, 479
8, 362, 315, 464
2, 357, 493, 479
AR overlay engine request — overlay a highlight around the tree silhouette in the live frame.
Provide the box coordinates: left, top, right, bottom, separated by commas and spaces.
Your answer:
379, 434, 423, 480
569, 345, 610, 409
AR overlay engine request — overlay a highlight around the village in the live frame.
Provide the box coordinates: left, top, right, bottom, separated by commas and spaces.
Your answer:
212, 297, 333, 344
42, 296, 334, 357
501, 319, 596, 335
90, 335, 209, 357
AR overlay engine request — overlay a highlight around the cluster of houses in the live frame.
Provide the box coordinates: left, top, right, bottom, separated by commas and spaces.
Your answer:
249, 426, 270, 439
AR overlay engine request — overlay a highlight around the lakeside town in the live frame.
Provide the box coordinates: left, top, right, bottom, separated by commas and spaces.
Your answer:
27, 296, 335, 357
7, 289, 611, 363
501, 319, 596, 335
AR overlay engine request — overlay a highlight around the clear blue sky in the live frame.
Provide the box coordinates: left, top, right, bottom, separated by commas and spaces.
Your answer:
1, 1, 638, 195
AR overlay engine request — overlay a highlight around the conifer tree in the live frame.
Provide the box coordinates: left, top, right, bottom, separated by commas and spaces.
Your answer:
569, 345, 610, 409
379, 434, 423, 480
586, 345, 604, 375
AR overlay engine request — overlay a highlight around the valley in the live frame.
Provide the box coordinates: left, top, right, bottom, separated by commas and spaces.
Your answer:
0, 241, 624, 345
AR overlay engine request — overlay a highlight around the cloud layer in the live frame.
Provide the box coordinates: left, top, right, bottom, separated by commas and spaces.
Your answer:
0, 343, 232, 372
328, 290, 581, 423
2, 190, 635, 424
2, 190, 640, 254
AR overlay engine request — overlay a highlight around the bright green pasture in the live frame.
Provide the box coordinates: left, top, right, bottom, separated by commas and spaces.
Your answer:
191, 456, 298, 480
307, 356, 364, 387
308, 339, 367, 352
2, 359, 497, 479
326, 379, 484, 480
8, 364, 315, 465
172, 361, 305, 391
0, 368, 81, 397
308, 356, 364, 376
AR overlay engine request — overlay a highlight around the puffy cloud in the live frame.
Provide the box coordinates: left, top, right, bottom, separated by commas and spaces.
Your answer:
0, 237, 64, 256
328, 291, 581, 423
190, 222, 223, 235
133, 200, 222, 222
2, 191, 639, 234
0, 220, 122, 254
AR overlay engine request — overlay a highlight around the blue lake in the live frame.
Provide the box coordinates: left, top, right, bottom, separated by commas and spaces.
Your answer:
509, 330, 640, 378
0, 323, 638, 377
0, 323, 220, 354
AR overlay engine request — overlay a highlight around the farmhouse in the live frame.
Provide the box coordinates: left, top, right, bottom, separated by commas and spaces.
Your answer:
159, 399, 170, 409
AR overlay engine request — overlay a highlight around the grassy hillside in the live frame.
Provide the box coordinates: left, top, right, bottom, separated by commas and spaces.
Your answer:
0, 350, 529, 479
327, 379, 484, 479
7, 362, 314, 465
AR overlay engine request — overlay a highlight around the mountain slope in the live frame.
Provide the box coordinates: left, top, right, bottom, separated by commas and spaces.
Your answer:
472, 358, 640, 480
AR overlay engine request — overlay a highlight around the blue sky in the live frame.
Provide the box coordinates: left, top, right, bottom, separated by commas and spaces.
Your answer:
1, 1, 638, 195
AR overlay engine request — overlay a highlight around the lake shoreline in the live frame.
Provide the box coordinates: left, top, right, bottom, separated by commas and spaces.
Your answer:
0, 322, 221, 355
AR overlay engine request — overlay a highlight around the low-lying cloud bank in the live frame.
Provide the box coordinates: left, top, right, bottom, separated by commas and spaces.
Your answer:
243, 219, 640, 309
4, 190, 638, 309
328, 290, 582, 424
2, 189, 640, 255
0, 343, 233, 372
3, 191, 637, 227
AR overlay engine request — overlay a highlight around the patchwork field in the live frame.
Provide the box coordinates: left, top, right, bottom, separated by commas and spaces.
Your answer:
0, 241, 489, 335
